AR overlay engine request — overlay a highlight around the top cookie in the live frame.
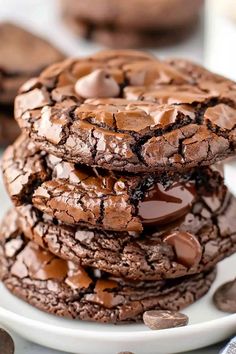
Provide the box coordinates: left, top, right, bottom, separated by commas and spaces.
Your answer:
0, 22, 64, 104
15, 50, 236, 173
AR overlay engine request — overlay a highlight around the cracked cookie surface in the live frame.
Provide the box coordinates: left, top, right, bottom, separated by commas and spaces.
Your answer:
11, 187, 236, 281
14, 50, 236, 172
0, 218, 216, 323
2, 134, 227, 232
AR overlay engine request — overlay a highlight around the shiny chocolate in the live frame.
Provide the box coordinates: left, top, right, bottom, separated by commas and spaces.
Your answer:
138, 182, 196, 226
85, 279, 124, 308
163, 231, 202, 268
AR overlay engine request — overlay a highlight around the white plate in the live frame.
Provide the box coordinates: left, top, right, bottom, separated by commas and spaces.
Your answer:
0, 255, 235, 354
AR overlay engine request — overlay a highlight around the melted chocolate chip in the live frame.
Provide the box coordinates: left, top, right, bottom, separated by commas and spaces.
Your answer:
11, 242, 68, 281
66, 266, 93, 290
85, 279, 124, 308
75, 69, 120, 98
163, 231, 202, 268
138, 182, 196, 226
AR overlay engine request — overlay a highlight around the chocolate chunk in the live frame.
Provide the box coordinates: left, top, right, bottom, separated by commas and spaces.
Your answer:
138, 182, 196, 226
85, 279, 124, 308
163, 232, 202, 268
75, 69, 120, 98
143, 310, 188, 330
14, 50, 236, 173
66, 266, 93, 290
0, 329, 14, 354
213, 279, 236, 313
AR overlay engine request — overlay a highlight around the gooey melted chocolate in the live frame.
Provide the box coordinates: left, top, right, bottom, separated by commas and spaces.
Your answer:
138, 182, 196, 226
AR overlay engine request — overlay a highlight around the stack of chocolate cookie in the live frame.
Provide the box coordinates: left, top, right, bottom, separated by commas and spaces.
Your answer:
1, 50, 236, 324
0, 22, 64, 146
61, 0, 204, 48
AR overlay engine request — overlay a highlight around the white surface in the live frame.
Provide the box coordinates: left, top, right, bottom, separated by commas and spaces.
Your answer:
0, 0, 235, 353
205, 0, 236, 79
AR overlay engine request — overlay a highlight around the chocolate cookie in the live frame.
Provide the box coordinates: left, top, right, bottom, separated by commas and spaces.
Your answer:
63, 15, 198, 49
60, 0, 203, 31
2, 134, 227, 232
0, 22, 64, 105
14, 50, 236, 173
0, 220, 216, 323
13, 188, 236, 280
0, 23, 64, 146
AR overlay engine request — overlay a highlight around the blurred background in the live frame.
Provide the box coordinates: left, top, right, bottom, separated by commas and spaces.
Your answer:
0, 0, 235, 73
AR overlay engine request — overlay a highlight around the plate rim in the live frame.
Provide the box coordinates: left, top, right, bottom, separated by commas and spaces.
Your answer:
0, 304, 236, 340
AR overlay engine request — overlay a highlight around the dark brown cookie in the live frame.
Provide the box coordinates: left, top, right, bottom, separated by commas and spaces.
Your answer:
63, 15, 198, 49
14, 50, 236, 173
0, 22, 64, 105
2, 134, 228, 233
0, 106, 20, 146
0, 219, 216, 323
60, 0, 203, 31
8, 184, 236, 281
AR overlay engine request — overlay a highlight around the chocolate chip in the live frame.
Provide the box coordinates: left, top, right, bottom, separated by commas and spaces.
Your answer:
163, 231, 202, 268
213, 279, 236, 312
75, 69, 120, 98
0, 329, 14, 354
143, 310, 188, 330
